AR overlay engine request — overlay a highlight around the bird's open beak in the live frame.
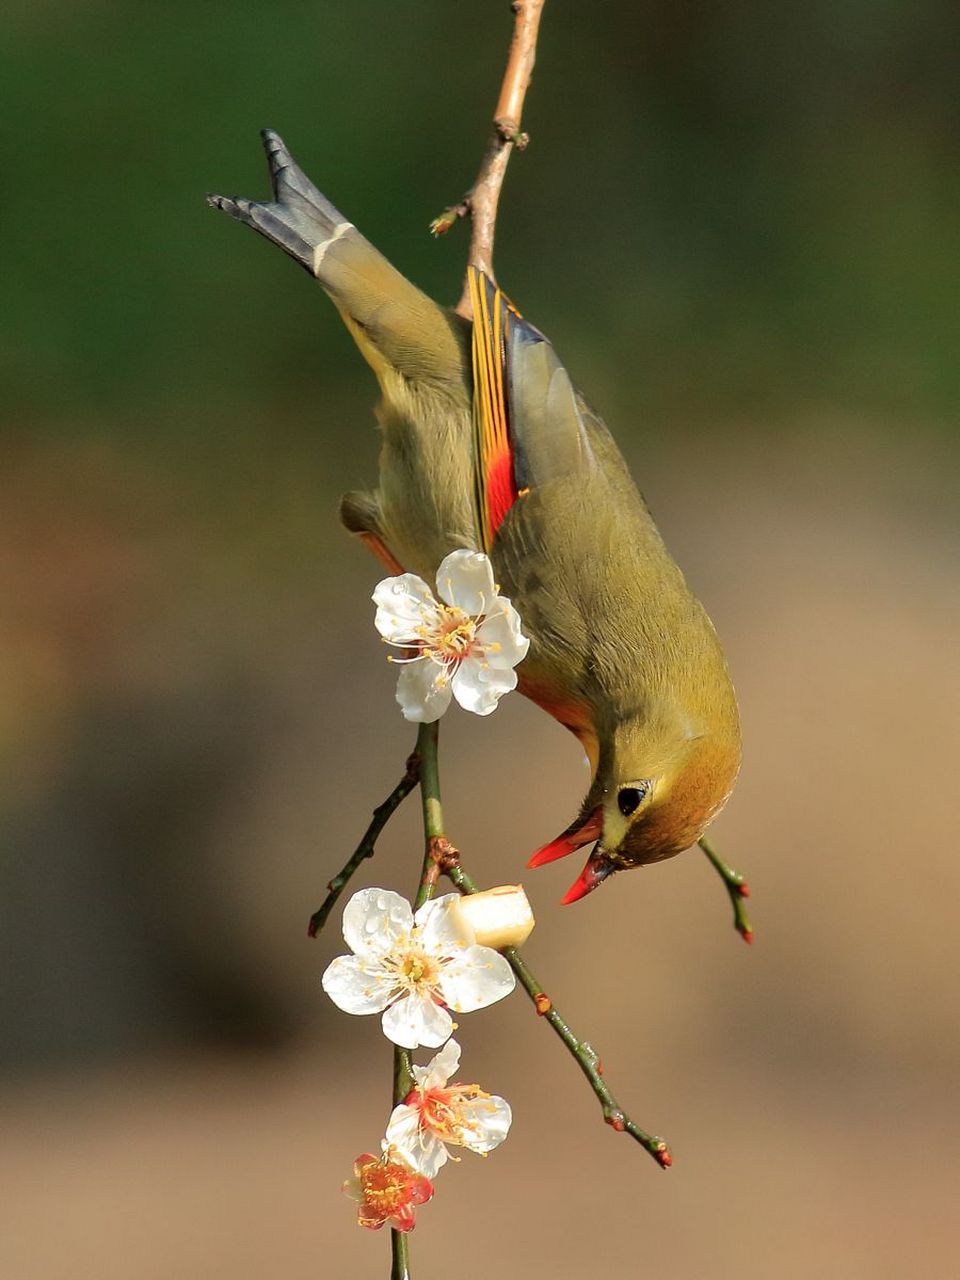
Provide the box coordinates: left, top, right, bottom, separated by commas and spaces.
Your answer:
527, 806, 603, 868
560, 844, 616, 904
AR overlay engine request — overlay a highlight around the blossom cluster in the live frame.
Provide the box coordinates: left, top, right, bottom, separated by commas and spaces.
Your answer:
325, 551, 531, 1231
323, 886, 530, 1232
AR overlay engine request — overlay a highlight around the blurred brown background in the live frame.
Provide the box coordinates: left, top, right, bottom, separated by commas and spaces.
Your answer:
2, 2, 958, 1277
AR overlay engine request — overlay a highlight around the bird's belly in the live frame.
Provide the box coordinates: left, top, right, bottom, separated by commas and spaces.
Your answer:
376, 401, 478, 581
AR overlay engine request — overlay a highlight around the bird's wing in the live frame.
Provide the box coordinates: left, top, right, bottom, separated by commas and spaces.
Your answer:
469, 268, 596, 552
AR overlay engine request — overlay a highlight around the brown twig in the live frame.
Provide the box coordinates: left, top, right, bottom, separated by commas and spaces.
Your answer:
431, 0, 546, 318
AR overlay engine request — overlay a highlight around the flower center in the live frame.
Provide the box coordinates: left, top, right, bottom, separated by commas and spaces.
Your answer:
413, 1084, 486, 1143
398, 949, 440, 991
358, 1159, 414, 1215
422, 604, 478, 664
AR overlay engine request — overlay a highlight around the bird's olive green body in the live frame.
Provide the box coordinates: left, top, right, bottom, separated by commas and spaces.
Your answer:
209, 130, 741, 898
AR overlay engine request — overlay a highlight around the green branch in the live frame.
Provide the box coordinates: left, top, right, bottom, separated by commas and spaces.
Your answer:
307, 753, 421, 939
392, 719, 445, 1280
699, 835, 753, 943
442, 859, 672, 1171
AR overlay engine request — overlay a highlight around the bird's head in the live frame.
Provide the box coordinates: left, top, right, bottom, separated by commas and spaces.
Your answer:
528, 702, 741, 902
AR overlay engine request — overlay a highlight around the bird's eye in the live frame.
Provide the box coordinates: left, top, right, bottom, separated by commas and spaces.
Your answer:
617, 784, 648, 817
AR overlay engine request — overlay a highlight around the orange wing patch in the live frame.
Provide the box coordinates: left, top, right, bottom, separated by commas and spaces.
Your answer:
469, 268, 520, 551
357, 530, 405, 576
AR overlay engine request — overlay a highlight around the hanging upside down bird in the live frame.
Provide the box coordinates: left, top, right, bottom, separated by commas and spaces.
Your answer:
208, 130, 743, 907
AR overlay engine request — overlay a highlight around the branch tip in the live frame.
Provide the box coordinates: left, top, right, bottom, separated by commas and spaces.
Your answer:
429, 202, 469, 238
699, 836, 755, 945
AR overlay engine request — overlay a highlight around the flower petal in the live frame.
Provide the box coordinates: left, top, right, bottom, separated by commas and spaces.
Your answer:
389, 1204, 417, 1233
435, 549, 497, 616
455, 1094, 513, 1154
373, 573, 440, 642
476, 604, 530, 668
414, 894, 474, 953
382, 990, 454, 1049
396, 659, 454, 723
411, 1037, 462, 1091
385, 1105, 450, 1179
407, 1171, 434, 1206
342, 887, 413, 958
322, 954, 396, 1015
384, 1104, 421, 1153
438, 945, 516, 1012
451, 659, 518, 716
343, 1152, 379, 1204
408, 1136, 449, 1181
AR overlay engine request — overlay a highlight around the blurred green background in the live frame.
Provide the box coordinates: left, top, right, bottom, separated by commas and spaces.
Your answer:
2, 2, 958, 1277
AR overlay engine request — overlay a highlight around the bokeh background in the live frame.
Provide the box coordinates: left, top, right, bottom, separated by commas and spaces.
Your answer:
2, 2, 958, 1276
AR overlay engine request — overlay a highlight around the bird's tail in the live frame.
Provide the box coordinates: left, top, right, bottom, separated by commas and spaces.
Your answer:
208, 130, 465, 387
208, 129, 351, 278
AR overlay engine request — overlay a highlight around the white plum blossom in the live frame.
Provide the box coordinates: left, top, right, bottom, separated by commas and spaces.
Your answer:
373, 549, 529, 723
321, 888, 516, 1049
385, 1038, 512, 1178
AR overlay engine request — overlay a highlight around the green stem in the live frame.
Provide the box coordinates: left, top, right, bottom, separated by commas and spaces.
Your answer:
307, 753, 421, 938
391, 720, 445, 1277
444, 860, 672, 1170
390, 1226, 411, 1280
415, 720, 445, 869
390, 1217, 411, 1280
698, 835, 753, 943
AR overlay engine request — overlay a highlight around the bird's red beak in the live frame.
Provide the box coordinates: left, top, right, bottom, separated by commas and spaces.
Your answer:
527, 806, 603, 868
560, 846, 615, 904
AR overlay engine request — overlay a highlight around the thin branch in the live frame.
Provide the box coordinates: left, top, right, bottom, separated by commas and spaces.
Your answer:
390, 1212, 411, 1280
441, 856, 672, 1171
699, 836, 754, 943
392, 720, 446, 1279
414, 721, 446, 903
431, 0, 546, 318
306, 745, 426, 1279
307, 752, 421, 938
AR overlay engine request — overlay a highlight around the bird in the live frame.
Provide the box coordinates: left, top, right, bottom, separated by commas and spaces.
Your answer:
208, 129, 741, 905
